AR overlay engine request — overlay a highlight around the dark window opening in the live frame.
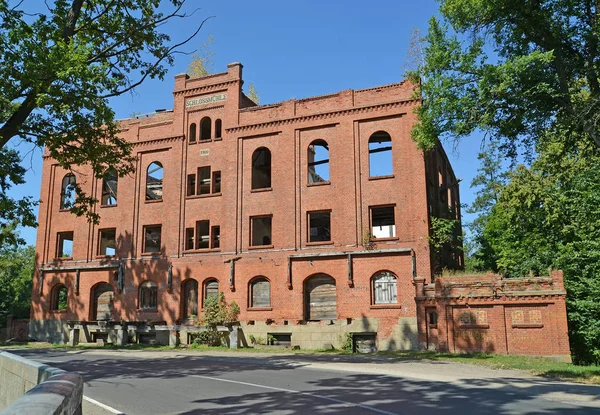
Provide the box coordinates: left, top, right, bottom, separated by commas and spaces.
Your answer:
250, 277, 270, 308
429, 311, 438, 326
101, 168, 118, 206
308, 139, 330, 183
308, 211, 331, 242
196, 220, 210, 250
251, 216, 272, 247
185, 228, 195, 251
51, 284, 68, 311
60, 174, 76, 210
372, 271, 398, 304
146, 162, 164, 201
57, 232, 74, 258
211, 226, 220, 249
200, 117, 212, 140
215, 119, 222, 139
143, 225, 161, 253
370, 206, 395, 239
251, 147, 271, 190
197, 166, 211, 195
189, 123, 197, 143
99, 229, 116, 256
368, 131, 393, 177
187, 174, 196, 196
212, 171, 221, 193
139, 281, 158, 310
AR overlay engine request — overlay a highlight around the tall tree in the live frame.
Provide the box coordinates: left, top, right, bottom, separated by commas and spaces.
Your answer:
410, 0, 600, 157
0, 241, 34, 329
0, 0, 209, 244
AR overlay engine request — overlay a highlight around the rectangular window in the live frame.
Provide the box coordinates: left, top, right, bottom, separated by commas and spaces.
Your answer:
196, 220, 210, 249
143, 225, 161, 253
212, 171, 221, 194
187, 174, 196, 196
251, 215, 272, 247
197, 166, 211, 195
370, 206, 396, 239
57, 232, 74, 258
211, 226, 220, 249
308, 211, 331, 242
98, 229, 116, 256
185, 228, 194, 251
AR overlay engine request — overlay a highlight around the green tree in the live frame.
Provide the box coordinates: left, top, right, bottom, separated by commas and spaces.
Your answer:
0, 0, 209, 245
0, 243, 34, 328
187, 34, 215, 78
410, 0, 600, 157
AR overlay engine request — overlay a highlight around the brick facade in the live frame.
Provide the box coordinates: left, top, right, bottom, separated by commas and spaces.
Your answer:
31, 63, 464, 350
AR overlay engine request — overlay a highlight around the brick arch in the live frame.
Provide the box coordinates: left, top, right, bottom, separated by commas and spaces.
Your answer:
248, 276, 271, 309
303, 273, 336, 321
370, 270, 398, 305
180, 278, 199, 321
90, 282, 115, 321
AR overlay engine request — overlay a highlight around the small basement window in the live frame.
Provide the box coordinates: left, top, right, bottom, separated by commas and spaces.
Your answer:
370, 206, 396, 239
268, 333, 291, 346
57, 232, 74, 258
251, 216, 272, 247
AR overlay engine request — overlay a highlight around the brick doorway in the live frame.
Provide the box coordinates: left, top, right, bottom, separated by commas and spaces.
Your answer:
304, 274, 337, 321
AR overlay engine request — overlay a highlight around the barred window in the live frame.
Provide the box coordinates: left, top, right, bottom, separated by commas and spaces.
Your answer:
372, 271, 398, 304
139, 281, 158, 310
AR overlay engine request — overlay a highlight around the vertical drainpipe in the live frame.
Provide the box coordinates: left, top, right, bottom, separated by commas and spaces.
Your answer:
167, 262, 173, 293
229, 260, 235, 291
75, 269, 80, 295
38, 271, 44, 295
347, 254, 353, 287
287, 258, 293, 289
411, 249, 417, 279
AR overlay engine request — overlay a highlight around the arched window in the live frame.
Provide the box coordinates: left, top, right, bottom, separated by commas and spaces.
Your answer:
189, 123, 197, 143
215, 119, 222, 139
200, 117, 212, 140
249, 277, 270, 308
204, 279, 219, 304
101, 168, 118, 206
139, 281, 158, 310
251, 147, 271, 189
60, 174, 76, 209
304, 274, 336, 320
368, 131, 393, 177
92, 283, 114, 321
372, 271, 398, 304
51, 284, 68, 311
146, 162, 163, 201
307, 139, 329, 183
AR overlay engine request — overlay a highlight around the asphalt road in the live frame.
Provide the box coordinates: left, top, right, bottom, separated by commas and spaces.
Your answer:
8, 348, 600, 415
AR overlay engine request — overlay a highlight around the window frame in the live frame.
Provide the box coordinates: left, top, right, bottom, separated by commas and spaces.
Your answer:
60, 173, 77, 210
138, 281, 158, 310
101, 168, 118, 206
185, 220, 221, 251
146, 162, 164, 202
97, 228, 117, 257
307, 139, 330, 185
251, 147, 272, 191
142, 225, 162, 254
369, 204, 397, 240
307, 210, 332, 244
56, 231, 74, 259
250, 215, 273, 248
51, 284, 68, 312
371, 271, 399, 306
189, 123, 197, 143
202, 278, 219, 307
368, 131, 394, 179
249, 276, 271, 309
200, 117, 212, 141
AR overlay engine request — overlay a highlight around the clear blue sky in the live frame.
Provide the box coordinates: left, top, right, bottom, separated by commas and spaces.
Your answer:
8, 0, 484, 246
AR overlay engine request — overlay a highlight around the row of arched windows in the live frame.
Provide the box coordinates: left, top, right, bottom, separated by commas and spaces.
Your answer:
189, 117, 222, 142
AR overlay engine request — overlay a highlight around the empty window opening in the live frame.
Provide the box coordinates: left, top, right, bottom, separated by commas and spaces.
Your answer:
211, 226, 220, 249
212, 171, 221, 193
51, 284, 68, 311
372, 271, 398, 304
57, 232, 74, 258
60, 173, 76, 209
308, 211, 331, 242
200, 117, 212, 140
250, 277, 270, 308
98, 229, 116, 256
187, 174, 196, 196
308, 139, 330, 183
189, 123, 197, 143
215, 119, 222, 139
197, 166, 211, 195
370, 206, 396, 239
251, 147, 271, 190
368, 131, 393, 177
304, 274, 336, 321
185, 228, 195, 251
251, 216, 272, 246
139, 281, 158, 310
101, 168, 118, 206
204, 279, 219, 303
196, 220, 210, 249
143, 225, 161, 253
146, 162, 164, 201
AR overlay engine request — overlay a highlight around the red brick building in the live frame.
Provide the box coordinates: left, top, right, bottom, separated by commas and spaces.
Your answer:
30, 63, 464, 349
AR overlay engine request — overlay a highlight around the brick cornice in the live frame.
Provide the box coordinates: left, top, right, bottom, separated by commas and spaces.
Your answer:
173, 80, 237, 97
227, 99, 416, 133
133, 135, 184, 147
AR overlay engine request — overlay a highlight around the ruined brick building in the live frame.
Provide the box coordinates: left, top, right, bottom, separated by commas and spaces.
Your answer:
30, 62, 466, 350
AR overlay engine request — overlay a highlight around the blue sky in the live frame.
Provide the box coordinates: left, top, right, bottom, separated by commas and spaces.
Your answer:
8, 0, 484, 246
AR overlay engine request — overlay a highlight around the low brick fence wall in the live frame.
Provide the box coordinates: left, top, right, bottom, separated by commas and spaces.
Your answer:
0, 351, 83, 415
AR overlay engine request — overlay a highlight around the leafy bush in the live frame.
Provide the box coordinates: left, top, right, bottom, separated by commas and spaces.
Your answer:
201, 293, 240, 326
190, 331, 223, 347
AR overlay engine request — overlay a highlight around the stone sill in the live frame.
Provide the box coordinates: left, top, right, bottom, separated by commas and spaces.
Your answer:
306, 241, 333, 246
248, 245, 274, 250
100, 204, 118, 208
184, 248, 221, 254
250, 187, 273, 193
457, 324, 490, 330
369, 174, 395, 181
512, 323, 544, 329
371, 237, 399, 242
370, 304, 403, 309
247, 307, 273, 312
307, 181, 331, 187
186, 192, 222, 200
145, 199, 163, 204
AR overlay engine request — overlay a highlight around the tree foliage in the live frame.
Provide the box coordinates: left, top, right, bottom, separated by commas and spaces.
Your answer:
201, 292, 240, 326
0, 0, 208, 244
411, 0, 600, 157
186, 34, 214, 78
0, 243, 34, 328
246, 82, 260, 105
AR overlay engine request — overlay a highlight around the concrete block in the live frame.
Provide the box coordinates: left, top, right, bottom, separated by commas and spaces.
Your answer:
169, 330, 179, 348
116, 327, 127, 346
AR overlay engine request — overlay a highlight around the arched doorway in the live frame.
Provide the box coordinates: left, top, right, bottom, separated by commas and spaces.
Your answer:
304, 274, 336, 321
182, 279, 198, 320
92, 283, 114, 321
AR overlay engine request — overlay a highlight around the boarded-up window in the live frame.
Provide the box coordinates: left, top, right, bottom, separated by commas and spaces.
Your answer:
93, 283, 114, 321
204, 279, 219, 302
250, 277, 270, 308
183, 279, 198, 319
139, 281, 158, 310
372, 271, 398, 304
305, 274, 336, 320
